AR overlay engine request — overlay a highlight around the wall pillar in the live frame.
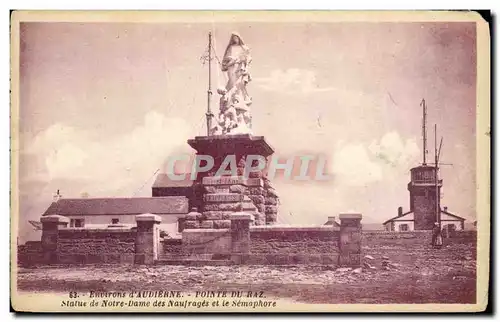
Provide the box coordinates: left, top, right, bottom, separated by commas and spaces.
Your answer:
40, 215, 69, 264
178, 215, 186, 233
135, 214, 161, 265
230, 212, 254, 264
338, 213, 362, 267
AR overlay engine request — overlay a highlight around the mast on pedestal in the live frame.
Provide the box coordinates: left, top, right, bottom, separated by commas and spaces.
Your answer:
421, 98, 428, 165
434, 124, 443, 226
205, 32, 214, 136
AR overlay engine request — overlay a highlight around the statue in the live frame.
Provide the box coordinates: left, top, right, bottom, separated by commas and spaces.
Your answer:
211, 32, 253, 135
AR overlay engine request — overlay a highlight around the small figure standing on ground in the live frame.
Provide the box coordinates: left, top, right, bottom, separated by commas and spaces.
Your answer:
432, 222, 443, 248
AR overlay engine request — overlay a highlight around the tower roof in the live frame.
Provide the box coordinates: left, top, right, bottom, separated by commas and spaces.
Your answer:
410, 164, 436, 171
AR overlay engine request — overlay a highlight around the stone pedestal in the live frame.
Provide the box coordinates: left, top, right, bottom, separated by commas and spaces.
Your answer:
263, 177, 279, 225
230, 212, 254, 264
184, 208, 203, 229
40, 215, 69, 264
187, 134, 279, 226
338, 213, 362, 267
134, 214, 161, 264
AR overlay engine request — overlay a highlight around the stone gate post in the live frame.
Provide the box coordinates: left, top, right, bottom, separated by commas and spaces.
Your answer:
40, 215, 69, 264
135, 214, 161, 265
338, 213, 362, 267
230, 212, 254, 264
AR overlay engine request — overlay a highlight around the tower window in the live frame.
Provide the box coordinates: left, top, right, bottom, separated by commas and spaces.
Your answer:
112, 218, 119, 224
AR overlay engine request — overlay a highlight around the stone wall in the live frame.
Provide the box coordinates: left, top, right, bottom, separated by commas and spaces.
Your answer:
362, 230, 434, 266
168, 214, 361, 266
32, 214, 161, 266
361, 230, 476, 248
31, 213, 364, 267
363, 230, 434, 248
17, 241, 43, 266
446, 230, 477, 244
361, 230, 477, 265
250, 226, 339, 253
247, 226, 340, 265
160, 238, 183, 255
182, 228, 232, 255
57, 228, 136, 264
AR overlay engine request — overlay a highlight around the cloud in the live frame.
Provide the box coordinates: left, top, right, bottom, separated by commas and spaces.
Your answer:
22, 111, 191, 196
253, 68, 335, 94
331, 142, 383, 187
368, 131, 420, 168
273, 132, 420, 226
329, 132, 420, 187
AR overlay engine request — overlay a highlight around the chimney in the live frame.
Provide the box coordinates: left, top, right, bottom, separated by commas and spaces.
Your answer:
443, 206, 448, 212
398, 206, 403, 217
53, 189, 62, 202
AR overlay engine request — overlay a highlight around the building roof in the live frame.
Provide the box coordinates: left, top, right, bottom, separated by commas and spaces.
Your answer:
324, 219, 341, 227
383, 209, 466, 225
441, 210, 467, 221
42, 196, 189, 216
382, 211, 413, 225
152, 173, 194, 188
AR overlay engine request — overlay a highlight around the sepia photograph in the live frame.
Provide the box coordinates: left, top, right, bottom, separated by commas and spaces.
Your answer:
10, 10, 490, 312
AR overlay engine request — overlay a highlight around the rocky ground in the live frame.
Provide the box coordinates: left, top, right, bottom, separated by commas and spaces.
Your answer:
16, 243, 476, 304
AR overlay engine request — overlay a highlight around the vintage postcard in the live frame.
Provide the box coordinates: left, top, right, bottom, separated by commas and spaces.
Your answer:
10, 10, 490, 313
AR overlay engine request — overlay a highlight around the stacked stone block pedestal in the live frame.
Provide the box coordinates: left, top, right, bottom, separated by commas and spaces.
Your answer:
263, 177, 279, 225
187, 134, 279, 227
183, 176, 269, 229
203, 177, 246, 228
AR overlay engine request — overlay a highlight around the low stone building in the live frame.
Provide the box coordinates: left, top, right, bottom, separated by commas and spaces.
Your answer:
383, 206, 465, 232
42, 196, 189, 238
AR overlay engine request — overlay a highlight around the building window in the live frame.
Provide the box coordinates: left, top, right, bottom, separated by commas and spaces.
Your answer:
71, 219, 84, 228
399, 224, 409, 232
112, 218, 119, 224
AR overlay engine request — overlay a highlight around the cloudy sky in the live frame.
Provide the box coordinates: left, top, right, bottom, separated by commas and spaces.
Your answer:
17, 19, 477, 241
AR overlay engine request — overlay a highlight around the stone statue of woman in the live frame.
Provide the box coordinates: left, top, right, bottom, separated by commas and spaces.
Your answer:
212, 32, 252, 135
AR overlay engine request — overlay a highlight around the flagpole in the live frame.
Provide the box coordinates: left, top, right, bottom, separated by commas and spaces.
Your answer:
205, 32, 214, 136
435, 124, 439, 227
